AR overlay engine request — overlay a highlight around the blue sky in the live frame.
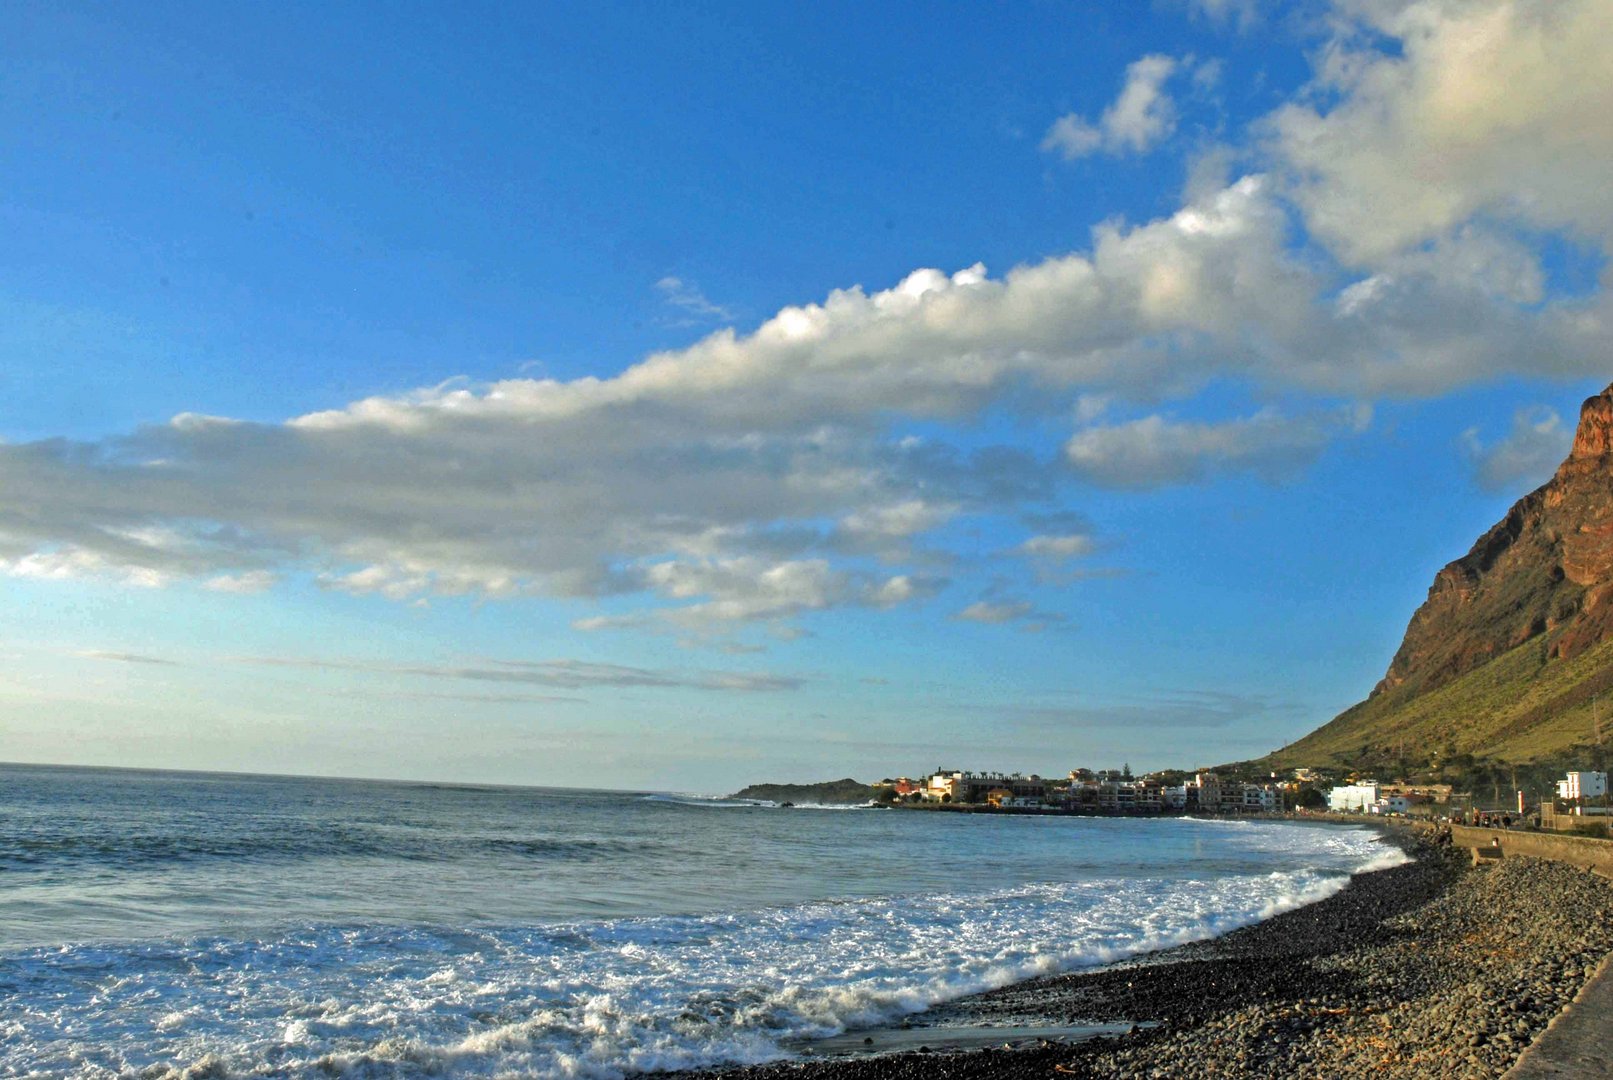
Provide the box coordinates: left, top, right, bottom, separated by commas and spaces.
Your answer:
3, 1, 1610, 791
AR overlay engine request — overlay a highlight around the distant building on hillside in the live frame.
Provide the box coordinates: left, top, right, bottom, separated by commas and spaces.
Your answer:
1380, 782, 1453, 804
1557, 771, 1609, 802
1328, 783, 1381, 813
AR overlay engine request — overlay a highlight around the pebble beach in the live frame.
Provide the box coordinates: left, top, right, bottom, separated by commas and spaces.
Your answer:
670, 829, 1613, 1080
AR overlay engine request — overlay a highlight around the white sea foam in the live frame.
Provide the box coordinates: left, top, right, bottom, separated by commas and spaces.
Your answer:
766, 801, 875, 810
639, 794, 873, 811
637, 793, 767, 808
3, 823, 1393, 1079
1352, 841, 1415, 874
0, 769, 1399, 1080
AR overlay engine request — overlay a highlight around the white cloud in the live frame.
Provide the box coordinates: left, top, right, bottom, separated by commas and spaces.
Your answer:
655, 276, 736, 323
1, 163, 1607, 628
1269, 0, 1613, 265
242, 654, 800, 693
204, 570, 278, 594
1191, 57, 1224, 91
1185, 0, 1264, 28
955, 599, 1034, 624
954, 597, 1067, 631
1065, 405, 1368, 489
634, 557, 934, 630
1461, 405, 1572, 491
1015, 533, 1097, 560
839, 500, 955, 539
2, 548, 168, 588
1043, 55, 1180, 160
870, 575, 930, 608
77, 650, 178, 666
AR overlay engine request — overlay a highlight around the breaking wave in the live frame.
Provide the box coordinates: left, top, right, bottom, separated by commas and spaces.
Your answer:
3, 829, 1394, 1079
0, 767, 1401, 1079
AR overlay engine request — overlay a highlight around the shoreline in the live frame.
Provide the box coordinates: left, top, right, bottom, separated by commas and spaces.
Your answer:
665, 827, 1613, 1079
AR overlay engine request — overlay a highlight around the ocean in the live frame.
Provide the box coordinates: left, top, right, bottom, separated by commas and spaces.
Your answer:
0, 763, 1403, 1078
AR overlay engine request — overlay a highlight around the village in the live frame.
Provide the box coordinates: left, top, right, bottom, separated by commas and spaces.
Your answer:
880, 768, 1282, 813
871, 766, 1612, 827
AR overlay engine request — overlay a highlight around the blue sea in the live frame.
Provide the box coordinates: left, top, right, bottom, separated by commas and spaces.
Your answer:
0, 763, 1403, 1078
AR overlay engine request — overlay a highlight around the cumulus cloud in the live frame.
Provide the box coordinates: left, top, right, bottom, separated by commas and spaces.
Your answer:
1, 156, 1608, 630
1043, 55, 1181, 160
1269, 0, 1613, 265
1461, 405, 1572, 491
1011, 514, 1104, 582
1064, 405, 1369, 489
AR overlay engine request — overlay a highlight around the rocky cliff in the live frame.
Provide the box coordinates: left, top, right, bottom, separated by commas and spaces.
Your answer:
1377, 385, 1613, 696
1274, 383, 1613, 767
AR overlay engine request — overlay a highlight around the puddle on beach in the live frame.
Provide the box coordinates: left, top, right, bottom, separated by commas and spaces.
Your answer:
788, 1021, 1154, 1057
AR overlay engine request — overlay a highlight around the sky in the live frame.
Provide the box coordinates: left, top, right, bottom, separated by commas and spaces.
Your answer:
2, 0, 1611, 792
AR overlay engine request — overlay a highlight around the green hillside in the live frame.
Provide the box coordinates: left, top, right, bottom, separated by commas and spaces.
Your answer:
1268, 634, 1613, 771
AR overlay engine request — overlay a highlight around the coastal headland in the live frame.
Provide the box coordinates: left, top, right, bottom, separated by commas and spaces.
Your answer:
665, 826, 1613, 1080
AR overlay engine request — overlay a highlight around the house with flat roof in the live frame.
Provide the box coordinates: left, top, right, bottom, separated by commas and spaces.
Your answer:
1557, 771, 1608, 802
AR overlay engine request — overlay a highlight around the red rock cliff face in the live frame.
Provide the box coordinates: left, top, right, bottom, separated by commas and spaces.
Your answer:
1375, 383, 1613, 697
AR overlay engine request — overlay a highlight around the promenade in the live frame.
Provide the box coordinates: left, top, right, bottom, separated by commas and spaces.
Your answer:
1506, 951, 1613, 1078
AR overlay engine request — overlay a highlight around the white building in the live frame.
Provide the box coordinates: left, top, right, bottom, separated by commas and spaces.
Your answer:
1240, 784, 1279, 812
926, 771, 963, 802
1328, 783, 1381, 812
1557, 771, 1608, 802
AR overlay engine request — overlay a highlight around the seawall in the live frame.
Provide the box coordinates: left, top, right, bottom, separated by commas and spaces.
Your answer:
1450, 824, 1613, 878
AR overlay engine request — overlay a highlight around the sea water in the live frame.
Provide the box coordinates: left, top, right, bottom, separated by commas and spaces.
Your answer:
0, 763, 1404, 1078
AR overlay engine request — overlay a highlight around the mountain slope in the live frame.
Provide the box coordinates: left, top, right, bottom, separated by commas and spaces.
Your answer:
1272, 383, 1613, 768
